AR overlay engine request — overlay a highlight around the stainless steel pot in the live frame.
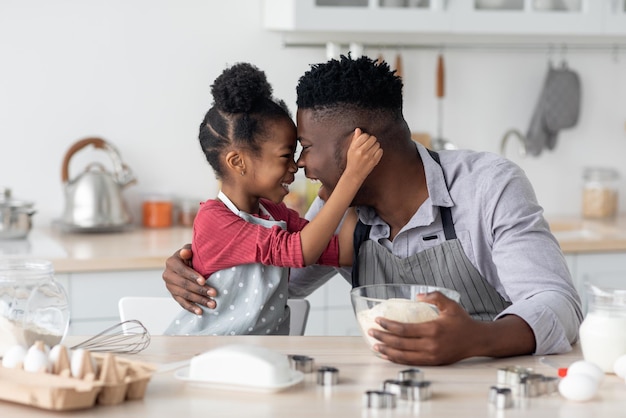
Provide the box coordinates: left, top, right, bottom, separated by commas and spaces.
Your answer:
0, 188, 36, 240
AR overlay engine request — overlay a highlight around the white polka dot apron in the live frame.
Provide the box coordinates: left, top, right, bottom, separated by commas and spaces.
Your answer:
164, 191, 290, 336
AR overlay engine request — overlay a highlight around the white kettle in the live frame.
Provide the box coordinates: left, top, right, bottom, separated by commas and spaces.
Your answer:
60, 137, 136, 231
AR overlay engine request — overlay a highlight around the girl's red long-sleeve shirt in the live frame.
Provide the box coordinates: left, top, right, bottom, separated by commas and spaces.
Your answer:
191, 198, 340, 278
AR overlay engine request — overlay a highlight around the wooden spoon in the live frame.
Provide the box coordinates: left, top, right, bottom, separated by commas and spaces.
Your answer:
394, 52, 403, 79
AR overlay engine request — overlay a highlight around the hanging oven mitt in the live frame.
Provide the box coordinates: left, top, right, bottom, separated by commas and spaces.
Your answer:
524, 62, 581, 156
543, 62, 581, 150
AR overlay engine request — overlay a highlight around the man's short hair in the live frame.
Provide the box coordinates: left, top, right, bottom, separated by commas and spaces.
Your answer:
296, 55, 404, 118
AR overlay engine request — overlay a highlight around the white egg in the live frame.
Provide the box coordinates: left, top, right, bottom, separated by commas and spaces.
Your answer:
566, 360, 604, 383
70, 348, 87, 377
23, 346, 49, 373
558, 374, 598, 402
48, 344, 69, 370
70, 349, 97, 378
613, 354, 626, 379
1, 345, 27, 368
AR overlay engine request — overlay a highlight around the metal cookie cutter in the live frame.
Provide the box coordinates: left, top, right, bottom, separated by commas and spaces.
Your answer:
398, 368, 424, 382
383, 379, 432, 401
519, 373, 546, 397
363, 390, 397, 409
488, 386, 513, 409
496, 366, 533, 387
288, 354, 315, 373
542, 376, 559, 395
316, 366, 339, 386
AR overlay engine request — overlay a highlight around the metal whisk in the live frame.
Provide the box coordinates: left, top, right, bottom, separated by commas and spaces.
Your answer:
71, 320, 151, 354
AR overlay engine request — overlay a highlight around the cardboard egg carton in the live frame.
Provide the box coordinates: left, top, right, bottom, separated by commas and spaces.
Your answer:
0, 344, 156, 411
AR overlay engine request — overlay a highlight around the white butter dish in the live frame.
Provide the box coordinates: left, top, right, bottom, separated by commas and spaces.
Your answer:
174, 344, 304, 393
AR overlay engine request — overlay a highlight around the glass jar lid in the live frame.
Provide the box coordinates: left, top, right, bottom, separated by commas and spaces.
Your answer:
0, 259, 53, 281
583, 167, 619, 182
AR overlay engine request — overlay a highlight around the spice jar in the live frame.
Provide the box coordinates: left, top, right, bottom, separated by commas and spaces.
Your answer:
0, 259, 70, 356
142, 195, 173, 228
579, 277, 626, 373
582, 167, 619, 220
177, 199, 199, 227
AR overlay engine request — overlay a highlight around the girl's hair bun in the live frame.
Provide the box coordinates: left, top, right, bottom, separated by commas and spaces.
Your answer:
211, 63, 273, 113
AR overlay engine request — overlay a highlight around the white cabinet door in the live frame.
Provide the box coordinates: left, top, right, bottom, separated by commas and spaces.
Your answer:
263, 0, 452, 33
604, 0, 626, 35
304, 273, 358, 335
66, 270, 170, 335
450, 0, 604, 35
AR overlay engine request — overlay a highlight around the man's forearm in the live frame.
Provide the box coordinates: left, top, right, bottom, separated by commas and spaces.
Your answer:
475, 315, 536, 358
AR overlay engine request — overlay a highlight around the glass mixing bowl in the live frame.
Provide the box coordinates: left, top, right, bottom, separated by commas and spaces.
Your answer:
350, 284, 461, 353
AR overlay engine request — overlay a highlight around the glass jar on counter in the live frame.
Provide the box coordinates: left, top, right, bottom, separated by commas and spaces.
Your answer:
176, 198, 200, 227
582, 167, 619, 220
0, 259, 70, 356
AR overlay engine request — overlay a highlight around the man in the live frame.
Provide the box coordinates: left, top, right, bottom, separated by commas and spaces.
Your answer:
163, 56, 582, 366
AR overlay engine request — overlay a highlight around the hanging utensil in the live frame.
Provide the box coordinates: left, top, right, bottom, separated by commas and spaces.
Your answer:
431, 53, 457, 151
376, 52, 385, 65
394, 51, 403, 79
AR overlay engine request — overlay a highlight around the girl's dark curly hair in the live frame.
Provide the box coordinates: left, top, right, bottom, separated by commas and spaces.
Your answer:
296, 55, 403, 118
199, 63, 292, 179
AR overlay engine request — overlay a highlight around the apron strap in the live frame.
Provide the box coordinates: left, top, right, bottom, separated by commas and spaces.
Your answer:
351, 220, 371, 288
427, 150, 457, 241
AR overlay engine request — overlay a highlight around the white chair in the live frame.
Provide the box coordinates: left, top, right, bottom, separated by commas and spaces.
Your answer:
118, 296, 181, 335
285, 298, 310, 336
118, 296, 310, 336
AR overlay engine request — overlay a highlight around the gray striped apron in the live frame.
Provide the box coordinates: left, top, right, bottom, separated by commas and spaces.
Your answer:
351, 151, 510, 321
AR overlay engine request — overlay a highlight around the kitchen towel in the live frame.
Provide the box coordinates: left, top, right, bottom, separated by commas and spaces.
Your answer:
524, 62, 581, 156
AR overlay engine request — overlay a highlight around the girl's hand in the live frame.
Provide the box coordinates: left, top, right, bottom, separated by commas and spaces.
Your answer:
344, 128, 383, 181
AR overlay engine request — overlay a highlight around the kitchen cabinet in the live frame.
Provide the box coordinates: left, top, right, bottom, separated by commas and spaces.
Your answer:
63, 267, 360, 337
604, 0, 626, 35
451, 0, 603, 35
264, 0, 450, 33
263, 0, 624, 37
567, 252, 626, 313
64, 269, 171, 335
304, 274, 361, 336
58, 255, 625, 336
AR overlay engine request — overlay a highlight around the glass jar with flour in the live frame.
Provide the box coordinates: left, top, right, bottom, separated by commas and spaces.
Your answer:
582, 167, 619, 219
579, 276, 626, 373
0, 259, 69, 356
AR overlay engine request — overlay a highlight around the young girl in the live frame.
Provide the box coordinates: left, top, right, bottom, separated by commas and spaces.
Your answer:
164, 63, 382, 336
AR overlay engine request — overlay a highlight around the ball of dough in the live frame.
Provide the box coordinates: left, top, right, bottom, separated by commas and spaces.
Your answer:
368, 298, 439, 323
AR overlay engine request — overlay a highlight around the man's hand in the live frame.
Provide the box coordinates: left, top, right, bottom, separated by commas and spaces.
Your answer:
367, 292, 535, 366
162, 245, 217, 315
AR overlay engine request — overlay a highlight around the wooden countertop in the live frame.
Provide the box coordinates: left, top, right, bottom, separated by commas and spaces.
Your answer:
4, 215, 626, 274
0, 336, 622, 417
546, 215, 626, 254
44, 226, 192, 273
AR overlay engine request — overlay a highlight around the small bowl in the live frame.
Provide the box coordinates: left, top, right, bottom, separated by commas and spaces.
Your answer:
350, 284, 461, 353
